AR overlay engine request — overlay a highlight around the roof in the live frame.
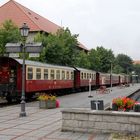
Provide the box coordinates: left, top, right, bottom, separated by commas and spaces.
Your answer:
0, 0, 61, 33
0, 0, 88, 51
15, 59, 74, 70
133, 60, 140, 65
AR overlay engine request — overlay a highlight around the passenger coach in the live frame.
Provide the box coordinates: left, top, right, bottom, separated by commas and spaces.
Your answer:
0, 57, 129, 102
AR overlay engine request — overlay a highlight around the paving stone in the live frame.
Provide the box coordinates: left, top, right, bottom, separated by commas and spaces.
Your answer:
0, 84, 139, 139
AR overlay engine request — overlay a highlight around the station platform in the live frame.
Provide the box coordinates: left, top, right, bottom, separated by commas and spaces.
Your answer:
0, 84, 140, 140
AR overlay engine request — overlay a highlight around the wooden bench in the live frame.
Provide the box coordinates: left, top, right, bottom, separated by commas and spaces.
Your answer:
96, 86, 110, 94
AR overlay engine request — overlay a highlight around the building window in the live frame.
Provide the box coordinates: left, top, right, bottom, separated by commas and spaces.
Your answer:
44, 69, 48, 79
27, 67, 33, 80
36, 68, 41, 79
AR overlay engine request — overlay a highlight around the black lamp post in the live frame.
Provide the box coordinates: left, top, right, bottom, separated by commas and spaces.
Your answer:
19, 23, 29, 117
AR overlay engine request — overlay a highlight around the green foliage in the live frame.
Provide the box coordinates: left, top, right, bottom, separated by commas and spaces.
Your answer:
133, 64, 140, 77
75, 51, 90, 68
112, 64, 124, 74
35, 28, 79, 66
88, 46, 115, 72
115, 54, 133, 74
0, 20, 20, 55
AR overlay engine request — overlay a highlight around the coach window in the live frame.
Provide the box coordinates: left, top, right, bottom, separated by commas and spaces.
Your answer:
81, 72, 84, 79
71, 71, 74, 80
66, 71, 69, 80
27, 67, 33, 80
87, 73, 89, 79
56, 70, 60, 80
91, 73, 94, 80
90, 73, 92, 79
84, 73, 86, 79
62, 70, 65, 80
36, 68, 41, 79
50, 69, 55, 80
44, 69, 48, 79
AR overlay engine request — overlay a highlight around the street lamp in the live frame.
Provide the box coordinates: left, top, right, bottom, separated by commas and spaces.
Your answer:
131, 71, 135, 86
19, 23, 29, 117
110, 62, 112, 91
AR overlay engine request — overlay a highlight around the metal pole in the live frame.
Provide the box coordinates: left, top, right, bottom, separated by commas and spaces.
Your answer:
88, 78, 93, 98
110, 62, 112, 91
94, 101, 100, 110
20, 40, 26, 117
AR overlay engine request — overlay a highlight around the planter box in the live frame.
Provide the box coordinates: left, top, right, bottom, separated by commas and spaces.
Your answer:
39, 100, 56, 109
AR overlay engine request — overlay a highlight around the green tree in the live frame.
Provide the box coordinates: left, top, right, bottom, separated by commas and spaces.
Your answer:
112, 64, 124, 74
133, 64, 140, 78
35, 28, 79, 66
0, 20, 20, 55
88, 46, 115, 72
75, 51, 90, 68
115, 54, 133, 74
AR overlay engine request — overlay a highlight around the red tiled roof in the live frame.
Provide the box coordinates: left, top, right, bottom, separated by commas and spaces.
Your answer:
0, 0, 88, 50
0, 0, 61, 33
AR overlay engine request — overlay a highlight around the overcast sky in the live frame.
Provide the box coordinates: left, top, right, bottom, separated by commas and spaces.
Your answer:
1, 0, 140, 60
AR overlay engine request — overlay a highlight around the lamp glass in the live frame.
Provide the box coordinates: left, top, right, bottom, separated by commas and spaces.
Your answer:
20, 23, 29, 37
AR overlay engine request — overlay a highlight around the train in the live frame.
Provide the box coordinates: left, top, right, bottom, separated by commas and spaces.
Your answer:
0, 56, 130, 102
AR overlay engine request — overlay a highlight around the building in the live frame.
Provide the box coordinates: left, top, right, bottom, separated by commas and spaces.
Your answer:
133, 60, 140, 65
0, 0, 88, 52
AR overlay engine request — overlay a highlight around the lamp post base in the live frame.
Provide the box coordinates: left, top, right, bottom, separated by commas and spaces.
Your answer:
19, 100, 26, 117
19, 112, 26, 117
88, 95, 93, 98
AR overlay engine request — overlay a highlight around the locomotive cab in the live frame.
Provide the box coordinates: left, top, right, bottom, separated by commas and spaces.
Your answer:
0, 57, 19, 102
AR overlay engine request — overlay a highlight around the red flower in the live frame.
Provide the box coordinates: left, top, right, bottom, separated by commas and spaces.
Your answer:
112, 96, 136, 110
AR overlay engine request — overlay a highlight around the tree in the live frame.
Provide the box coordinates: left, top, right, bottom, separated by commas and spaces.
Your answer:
35, 28, 80, 66
88, 46, 115, 72
75, 51, 90, 68
133, 64, 140, 80
115, 54, 133, 74
0, 20, 20, 55
112, 64, 124, 74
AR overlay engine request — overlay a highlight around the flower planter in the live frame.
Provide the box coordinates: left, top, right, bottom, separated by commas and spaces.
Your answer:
112, 97, 135, 112
39, 100, 56, 109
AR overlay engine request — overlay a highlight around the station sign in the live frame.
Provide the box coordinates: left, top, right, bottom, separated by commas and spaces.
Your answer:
29, 53, 40, 58
9, 53, 19, 58
25, 43, 42, 53
5, 43, 21, 53
5, 42, 43, 56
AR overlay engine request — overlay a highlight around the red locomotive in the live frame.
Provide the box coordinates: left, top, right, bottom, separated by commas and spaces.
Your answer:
0, 57, 130, 102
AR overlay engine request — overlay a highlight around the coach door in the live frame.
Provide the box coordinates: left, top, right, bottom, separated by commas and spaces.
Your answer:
96, 72, 100, 87
74, 70, 80, 88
